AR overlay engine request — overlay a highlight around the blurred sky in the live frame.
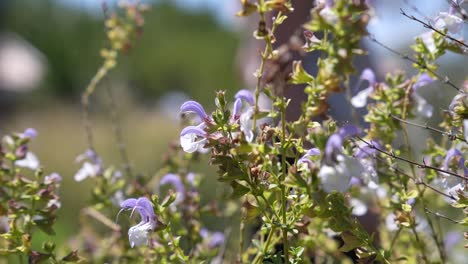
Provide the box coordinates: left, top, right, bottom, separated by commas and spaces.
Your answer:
57, 0, 237, 26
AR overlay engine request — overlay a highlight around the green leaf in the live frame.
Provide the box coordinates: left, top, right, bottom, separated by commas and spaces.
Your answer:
290, 61, 314, 84
339, 231, 362, 252
230, 180, 250, 199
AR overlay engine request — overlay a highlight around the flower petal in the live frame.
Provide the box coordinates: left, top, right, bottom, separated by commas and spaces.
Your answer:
15, 152, 40, 170
413, 73, 434, 90
351, 86, 373, 108
160, 174, 185, 204
180, 100, 208, 120
128, 221, 152, 247
235, 89, 255, 106
240, 107, 255, 142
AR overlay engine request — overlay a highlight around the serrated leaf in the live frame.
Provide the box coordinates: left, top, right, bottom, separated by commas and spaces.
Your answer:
290, 61, 314, 84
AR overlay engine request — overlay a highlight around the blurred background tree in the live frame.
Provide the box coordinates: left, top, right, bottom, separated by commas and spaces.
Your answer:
0, 0, 240, 105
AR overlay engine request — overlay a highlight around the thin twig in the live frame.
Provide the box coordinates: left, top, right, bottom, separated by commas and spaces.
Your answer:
390, 114, 467, 143
105, 78, 133, 178
424, 207, 462, 224
82, 207, 121, 232
400, 8, 468, 49
367, 35, 463, 93
356, 136, 468, 181
403, 0, 432, 22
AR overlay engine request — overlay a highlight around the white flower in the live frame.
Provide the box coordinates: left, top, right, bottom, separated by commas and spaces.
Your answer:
420, 32, 436, 54
318, 154, 363, 193
413, 93, 433, 118
351, 86, 373, 108
385, 213, 398, 232
128, 221, 153, 248
350, 198, 368, 216
240, 107, 254, 143
74, 162, 100, 182
434, 12, 463, 34
319, 7, 338, 24
15, 152, 39, 170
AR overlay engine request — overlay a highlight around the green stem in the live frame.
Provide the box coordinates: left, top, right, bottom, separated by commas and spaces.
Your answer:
400, 84, 446, 262
280, 96, 289, 264
252, 226, 277, 264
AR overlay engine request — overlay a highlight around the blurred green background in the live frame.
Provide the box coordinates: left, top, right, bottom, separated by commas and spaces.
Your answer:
0, 0, 241, 251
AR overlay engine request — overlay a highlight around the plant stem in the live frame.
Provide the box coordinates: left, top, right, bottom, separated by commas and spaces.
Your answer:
280, 96, 289, 264
252, 226, 277, 264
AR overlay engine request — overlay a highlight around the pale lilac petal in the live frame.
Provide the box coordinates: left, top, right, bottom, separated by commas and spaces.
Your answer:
180, 125, 207, 138
338, 125, 359, 138
160, 173, 185, 204
421, 32, 436, 54
200, 228, 209, 238
22, 128, 38, 139
360, 68, 376, 85
209, 232, 225, 248
413, 73, 434, 90
232, 98, 243, 118
120, 198, 138, 209
240, 107, 255, 142
187, 173, 196, 186
180, 124, 208, 152
413, 93, 433, 118
444, 231, 462, 252
325, 134, 343, 161
180, 100, 208, 120
305, 147, 321, 156
442, 148, 468, 176
354, 141, 381, 158
434, 12, 463, 34
135, 197, 155, 222
235, 89, 255, 106
298, 148, 321, 167
44, 173, 62, 185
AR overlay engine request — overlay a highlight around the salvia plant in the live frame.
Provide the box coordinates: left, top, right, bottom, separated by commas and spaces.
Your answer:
1, 0, 467, 263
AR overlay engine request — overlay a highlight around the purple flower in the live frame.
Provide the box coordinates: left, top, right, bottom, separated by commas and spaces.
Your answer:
351, 68, 376, 108
325, 125, 359, 162
442, 148, 468, 177
180, 124, 208, 153
444, 231, 462, 253
232, 98, 243, 118
159, 173, 185, 205
44, 173, 62, 185
232, 89, 256, 142
22, 128, 38, 139
235, 89, 255, 106
298, 148, 321, 168
412, 73, 435, 118
353, 140, 381, 159
200, 228, 225, 249
413, 73, 434, 90
180, 100, 209, 121
118, 197, 156, 247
